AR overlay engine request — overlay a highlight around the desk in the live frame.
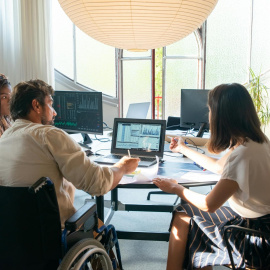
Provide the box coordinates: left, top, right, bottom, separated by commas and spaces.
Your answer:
72, 132, 220, 242
95, 159, 219, 242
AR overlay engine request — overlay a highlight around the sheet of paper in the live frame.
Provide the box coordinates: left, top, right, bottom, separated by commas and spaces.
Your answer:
176, 171, 220, 183
119, 157, 220, 185
119, 156, 159, 184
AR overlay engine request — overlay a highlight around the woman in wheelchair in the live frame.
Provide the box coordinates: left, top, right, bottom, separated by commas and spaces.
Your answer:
153, 83, 270, 270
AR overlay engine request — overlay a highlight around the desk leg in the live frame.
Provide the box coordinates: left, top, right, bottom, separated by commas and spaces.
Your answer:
96, 195, 104, 222
111, 188, 118, 211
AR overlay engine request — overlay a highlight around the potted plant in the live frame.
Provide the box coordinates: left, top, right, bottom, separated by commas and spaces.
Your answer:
244, 68, 270, 131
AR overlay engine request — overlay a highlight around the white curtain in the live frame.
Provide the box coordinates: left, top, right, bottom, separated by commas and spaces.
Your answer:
0, 0, 54, 87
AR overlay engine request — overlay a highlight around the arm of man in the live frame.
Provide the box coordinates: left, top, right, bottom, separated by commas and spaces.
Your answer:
110, 156, 140, 190
45, 128, 139, 195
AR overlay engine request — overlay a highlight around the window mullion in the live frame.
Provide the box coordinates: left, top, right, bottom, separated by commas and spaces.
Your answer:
73, 24, 77, 83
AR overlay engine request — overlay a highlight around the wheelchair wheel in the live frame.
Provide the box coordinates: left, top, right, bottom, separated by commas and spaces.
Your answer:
58, 238, 113, 270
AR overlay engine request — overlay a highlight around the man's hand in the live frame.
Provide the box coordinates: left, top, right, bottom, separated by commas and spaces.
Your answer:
113, 156, 140, 175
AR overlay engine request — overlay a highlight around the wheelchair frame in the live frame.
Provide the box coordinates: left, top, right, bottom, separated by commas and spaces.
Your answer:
0, 177, 123, 270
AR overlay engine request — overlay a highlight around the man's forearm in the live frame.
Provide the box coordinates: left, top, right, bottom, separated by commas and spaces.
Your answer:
110, 167, 125, 190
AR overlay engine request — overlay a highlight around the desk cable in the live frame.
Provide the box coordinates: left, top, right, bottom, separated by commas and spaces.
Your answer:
184, 138, 205, 154
92, 135, 111, 142
94, 149, 110, 156
103, 122, 113, 130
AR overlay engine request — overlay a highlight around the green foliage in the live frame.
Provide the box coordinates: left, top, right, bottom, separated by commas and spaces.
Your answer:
155, 47, 163, 97
245, 68, 270, 128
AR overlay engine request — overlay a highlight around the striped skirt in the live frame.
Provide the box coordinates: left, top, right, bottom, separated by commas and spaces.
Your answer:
173, 204, 270, 269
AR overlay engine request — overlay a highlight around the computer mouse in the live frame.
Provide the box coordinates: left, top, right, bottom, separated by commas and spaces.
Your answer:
85, 149, 93, 156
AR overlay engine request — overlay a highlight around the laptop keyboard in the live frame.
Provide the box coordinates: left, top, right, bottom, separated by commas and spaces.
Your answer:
106, 154, 156, 162
106, 154, 123, 159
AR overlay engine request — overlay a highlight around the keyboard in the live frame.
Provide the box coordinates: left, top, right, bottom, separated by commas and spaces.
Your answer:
106, 154, 156, 162
95, 154, 158, 167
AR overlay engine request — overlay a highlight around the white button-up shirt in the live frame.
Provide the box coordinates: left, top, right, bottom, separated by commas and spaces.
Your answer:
0, 119, 113, 226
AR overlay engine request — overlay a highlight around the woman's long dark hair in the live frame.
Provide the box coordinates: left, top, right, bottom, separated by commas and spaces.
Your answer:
0, 74, 11, 91
208, 83, 267, 153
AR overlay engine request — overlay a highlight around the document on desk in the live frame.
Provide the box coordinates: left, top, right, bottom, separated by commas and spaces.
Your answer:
176, 170, 220, 184
119, 156, 159, 184
119, 157, 220, 185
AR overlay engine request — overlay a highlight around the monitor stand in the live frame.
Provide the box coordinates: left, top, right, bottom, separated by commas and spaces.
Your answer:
196, 123, 207, 138
78, 133, 92, 149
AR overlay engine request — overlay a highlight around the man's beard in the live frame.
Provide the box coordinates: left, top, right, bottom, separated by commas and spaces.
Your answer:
41, 114, 55, 125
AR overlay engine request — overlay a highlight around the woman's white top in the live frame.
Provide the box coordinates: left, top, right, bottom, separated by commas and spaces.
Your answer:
221, 138, 270, 218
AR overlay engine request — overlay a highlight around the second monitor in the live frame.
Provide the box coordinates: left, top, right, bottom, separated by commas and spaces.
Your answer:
53, 90, 103, 147
180, 89, 210, 137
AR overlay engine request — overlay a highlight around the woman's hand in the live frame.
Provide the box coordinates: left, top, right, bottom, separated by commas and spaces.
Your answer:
152, 177, 179, 194
169, 136, 186, 153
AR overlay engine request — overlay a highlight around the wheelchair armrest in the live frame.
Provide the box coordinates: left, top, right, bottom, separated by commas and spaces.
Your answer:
65, 202, 98, 232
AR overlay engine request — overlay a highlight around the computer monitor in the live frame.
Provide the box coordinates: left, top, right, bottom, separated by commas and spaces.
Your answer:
53, 90, 103, 147
180, 89, 210, 137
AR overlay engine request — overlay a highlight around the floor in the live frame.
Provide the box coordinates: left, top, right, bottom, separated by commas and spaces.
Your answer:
74, 184, 229, 270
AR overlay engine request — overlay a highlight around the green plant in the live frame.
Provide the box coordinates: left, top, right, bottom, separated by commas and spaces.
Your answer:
245, 68, 270, 129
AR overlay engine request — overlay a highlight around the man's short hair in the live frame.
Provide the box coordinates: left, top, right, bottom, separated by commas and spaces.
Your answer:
10, 79, 54, 121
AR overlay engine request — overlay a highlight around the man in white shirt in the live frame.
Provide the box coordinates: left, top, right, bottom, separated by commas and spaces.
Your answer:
0, 79, 140, 225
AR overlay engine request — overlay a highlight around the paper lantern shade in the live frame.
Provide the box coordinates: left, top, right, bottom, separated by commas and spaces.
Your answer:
58, 0, 218, 51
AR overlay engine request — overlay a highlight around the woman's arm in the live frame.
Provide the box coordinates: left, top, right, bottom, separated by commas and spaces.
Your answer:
153, 178, 239, 212
170, 137, 233, 174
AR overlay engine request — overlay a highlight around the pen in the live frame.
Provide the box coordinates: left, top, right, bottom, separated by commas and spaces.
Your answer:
128, 149, 131, 157
193, 162, 206, 171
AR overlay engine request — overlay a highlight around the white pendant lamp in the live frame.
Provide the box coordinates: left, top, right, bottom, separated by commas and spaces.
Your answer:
58, 0, 218, 51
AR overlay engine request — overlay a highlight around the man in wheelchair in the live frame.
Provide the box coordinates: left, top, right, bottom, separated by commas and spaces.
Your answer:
0, 177, 121, 269
0, 79, 140, 269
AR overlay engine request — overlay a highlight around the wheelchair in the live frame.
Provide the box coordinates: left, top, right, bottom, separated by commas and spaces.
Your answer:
0, 177, 123, 270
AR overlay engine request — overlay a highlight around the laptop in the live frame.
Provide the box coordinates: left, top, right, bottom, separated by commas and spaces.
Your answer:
126, 102, 150, 119
95, 118, 166, 167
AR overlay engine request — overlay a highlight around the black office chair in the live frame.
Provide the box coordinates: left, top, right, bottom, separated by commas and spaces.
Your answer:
0, 177, 122, 270
224, 224, 270, 269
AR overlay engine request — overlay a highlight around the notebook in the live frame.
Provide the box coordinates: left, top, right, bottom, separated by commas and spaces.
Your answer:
126, 102, 150, 119
95, 118, 167, 167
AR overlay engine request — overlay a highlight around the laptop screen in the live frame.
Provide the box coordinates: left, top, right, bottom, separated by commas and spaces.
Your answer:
111, 118, 166, 157
126, 102, 150, 119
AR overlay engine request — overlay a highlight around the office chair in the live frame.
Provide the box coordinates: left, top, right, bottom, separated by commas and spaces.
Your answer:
224, 224, 270, 269
0, 177, 122, 270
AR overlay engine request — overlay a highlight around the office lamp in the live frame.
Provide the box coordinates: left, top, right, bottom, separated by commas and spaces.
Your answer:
58, 0, 218, 51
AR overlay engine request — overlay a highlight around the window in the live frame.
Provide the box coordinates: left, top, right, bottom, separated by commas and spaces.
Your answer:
206, 0, 251, 88
121, 50, 152, 117
76, 28, 116, 97
251, 0, 270, 74
163, 33, 202, 120
53, 0, 74, 80
53, 0, 270, 122
53, 0, 116, 97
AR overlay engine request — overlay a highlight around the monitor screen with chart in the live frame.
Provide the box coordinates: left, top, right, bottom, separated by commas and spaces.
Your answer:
53, 90, 103, 145
111, 118, 166, 157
